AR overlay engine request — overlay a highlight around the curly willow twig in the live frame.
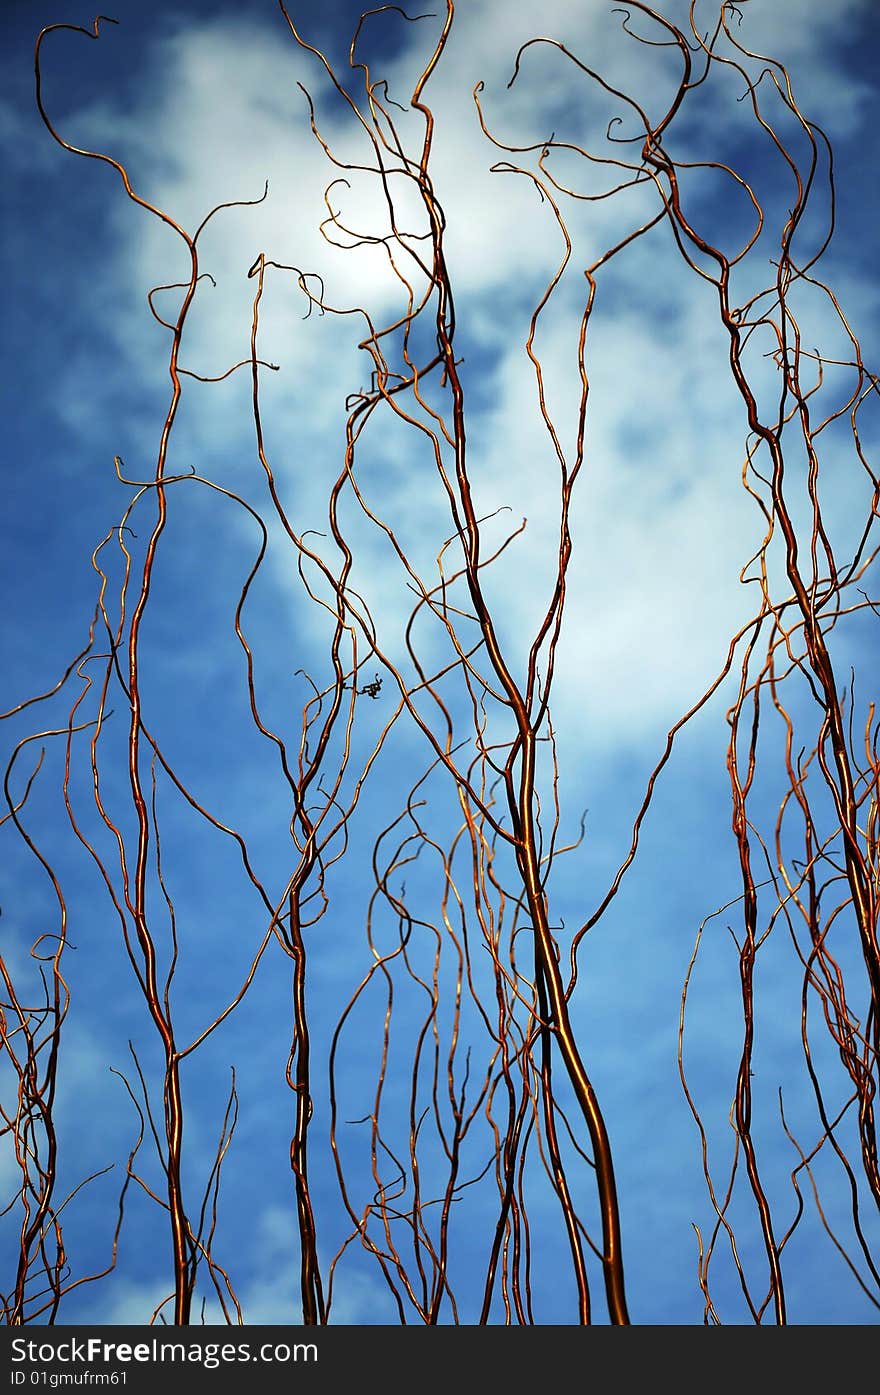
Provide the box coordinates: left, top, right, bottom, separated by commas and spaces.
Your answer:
1, 0, 876, 1325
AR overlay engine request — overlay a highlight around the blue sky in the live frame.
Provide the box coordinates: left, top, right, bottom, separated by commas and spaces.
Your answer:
2, 0, 879, 1325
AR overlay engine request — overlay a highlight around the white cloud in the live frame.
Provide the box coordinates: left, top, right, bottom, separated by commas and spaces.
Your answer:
39, 0, 873, 757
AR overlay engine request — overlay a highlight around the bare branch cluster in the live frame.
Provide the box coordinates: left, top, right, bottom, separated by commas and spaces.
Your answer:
1, 1, 877, 1324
